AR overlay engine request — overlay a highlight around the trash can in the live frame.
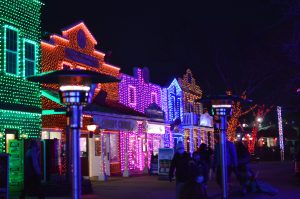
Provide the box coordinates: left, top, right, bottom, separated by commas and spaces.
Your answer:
0, 153, 9, 199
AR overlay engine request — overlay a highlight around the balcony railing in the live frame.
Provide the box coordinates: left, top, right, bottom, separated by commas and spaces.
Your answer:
182, 113, 199, 126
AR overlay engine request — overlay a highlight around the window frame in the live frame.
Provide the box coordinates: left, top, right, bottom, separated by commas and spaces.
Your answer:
128, 85, 136, 105
4, 25, 19, 76
151, 92, 157, 104
23, 39, 37, 77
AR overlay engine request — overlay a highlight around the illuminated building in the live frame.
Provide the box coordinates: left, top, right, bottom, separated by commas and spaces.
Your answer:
162, 69, 214, 153
119, 67, 171, 171
41, 21, 124, 176
0, 0, 43, 190
41, 22, 169, 177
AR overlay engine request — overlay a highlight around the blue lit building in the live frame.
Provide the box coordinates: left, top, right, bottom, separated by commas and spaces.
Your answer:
162, 69, 214, 153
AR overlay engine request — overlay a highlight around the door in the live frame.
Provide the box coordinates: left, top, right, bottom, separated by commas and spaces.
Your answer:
103, 133, 121, 175
80, 134, 89, 177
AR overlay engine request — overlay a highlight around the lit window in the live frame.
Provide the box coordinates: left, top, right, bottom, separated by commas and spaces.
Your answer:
128, 86, 136, 104
5, 28, 18, 75
151, 92, 157, 104
24, 41, 36, 76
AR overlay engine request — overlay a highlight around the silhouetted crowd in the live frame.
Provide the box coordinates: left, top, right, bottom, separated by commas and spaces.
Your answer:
169, 138, 255, 199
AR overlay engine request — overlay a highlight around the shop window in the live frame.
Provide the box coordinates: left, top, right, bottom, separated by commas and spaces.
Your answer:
80, 137, 87, 157
24, 41, 36, 76
41, 130, 61, 140
109, 134, 119, 163
128, 86, 136, 105
95, 136, 101, 156
5, 27, 18, 75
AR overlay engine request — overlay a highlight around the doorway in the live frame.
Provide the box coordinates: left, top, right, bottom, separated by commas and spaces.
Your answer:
103, 133, 120, 175
80, 134, 89, 177
5, 129, 18, 152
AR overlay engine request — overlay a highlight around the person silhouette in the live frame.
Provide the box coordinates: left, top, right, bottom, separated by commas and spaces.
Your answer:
19, 140, 44, 199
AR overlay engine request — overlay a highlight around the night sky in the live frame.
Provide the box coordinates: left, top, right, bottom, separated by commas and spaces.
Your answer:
42, 0, 299, 106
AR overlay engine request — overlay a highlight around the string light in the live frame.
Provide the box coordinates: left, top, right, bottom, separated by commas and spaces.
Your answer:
119, 68, 162, 113
0, 0, 42, 150
277, 106, 284, 153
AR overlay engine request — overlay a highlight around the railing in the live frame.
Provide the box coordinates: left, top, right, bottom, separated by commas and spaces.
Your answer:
182, 113, 199, 126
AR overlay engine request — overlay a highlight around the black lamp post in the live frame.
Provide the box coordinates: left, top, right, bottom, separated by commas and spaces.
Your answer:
199, 95, 251, 199
27, 69, 119, 199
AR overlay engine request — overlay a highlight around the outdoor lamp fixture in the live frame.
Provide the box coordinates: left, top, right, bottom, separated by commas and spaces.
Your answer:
87, 124, 97, 132
27, 69, 119, 199
199, 94, 251, 199
87, 124, 97, 138
257, 117, 263, 123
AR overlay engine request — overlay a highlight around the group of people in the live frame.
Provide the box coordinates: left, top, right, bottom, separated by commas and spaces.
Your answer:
169, 138, 253, 199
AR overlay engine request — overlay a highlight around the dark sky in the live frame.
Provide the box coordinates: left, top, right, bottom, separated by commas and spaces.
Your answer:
42, 0, 299, 105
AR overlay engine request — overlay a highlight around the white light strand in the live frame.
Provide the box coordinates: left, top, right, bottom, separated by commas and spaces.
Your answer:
277, 106, 284, 152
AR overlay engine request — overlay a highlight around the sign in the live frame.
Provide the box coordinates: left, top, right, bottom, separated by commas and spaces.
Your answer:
147, 123, 165, 134
158, 148, 174, 176
94, 117, 137, 131
65, 47, 99, 68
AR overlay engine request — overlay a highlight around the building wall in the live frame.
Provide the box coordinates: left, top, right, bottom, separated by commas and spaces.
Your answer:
164, 79, 183, 122
119, 67, 162, 113
178, 69, 203, 114
0, 0, 42, 151
41, 22, 120, 102
41, 22, 121, 130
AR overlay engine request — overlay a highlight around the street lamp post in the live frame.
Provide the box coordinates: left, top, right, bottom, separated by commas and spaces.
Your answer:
211, 102, 232, 199
27, 69, 119, 199
199, 95, 250, 199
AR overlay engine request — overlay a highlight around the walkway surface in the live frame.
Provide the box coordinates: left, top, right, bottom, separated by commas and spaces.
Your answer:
9, 161, 300, 199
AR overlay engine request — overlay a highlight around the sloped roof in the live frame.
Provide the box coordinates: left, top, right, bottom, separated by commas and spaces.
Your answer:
61, 21, 97, 44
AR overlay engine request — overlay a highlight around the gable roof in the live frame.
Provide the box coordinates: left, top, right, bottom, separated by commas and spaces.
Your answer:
61, 21, 97, 45
167, 78, 182, 91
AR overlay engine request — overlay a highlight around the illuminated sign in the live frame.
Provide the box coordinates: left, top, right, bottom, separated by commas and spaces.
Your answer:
147, 123, 165, 134
200, 112, 213, 127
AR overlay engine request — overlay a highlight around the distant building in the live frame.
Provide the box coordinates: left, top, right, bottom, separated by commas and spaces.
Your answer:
162, 69, 214, 153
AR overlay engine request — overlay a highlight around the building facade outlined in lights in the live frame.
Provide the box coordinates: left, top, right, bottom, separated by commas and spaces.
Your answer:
0, 0, 43, 191
162, 69, 214, 153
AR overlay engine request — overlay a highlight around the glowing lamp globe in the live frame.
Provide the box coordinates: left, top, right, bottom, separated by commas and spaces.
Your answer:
87, 124, 97, 132
257, 117, 263, 123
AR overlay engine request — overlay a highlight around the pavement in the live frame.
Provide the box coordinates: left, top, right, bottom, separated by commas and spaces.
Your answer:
9, 161, 300, 199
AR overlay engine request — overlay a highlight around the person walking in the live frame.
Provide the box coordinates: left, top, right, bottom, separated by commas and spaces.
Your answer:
213, 136, 238, 192
235, 141, 252, 195
179, 158, 207, 199
198, 143, 212, 181
169, 141, 190, 199
19, 140, 44, 199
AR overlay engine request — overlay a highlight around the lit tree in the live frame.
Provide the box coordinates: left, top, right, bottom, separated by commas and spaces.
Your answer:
248, 105, 272, 154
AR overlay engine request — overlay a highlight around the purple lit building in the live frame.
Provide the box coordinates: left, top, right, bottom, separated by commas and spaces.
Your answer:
119, 67, 172, 166
119, 67, 162, 112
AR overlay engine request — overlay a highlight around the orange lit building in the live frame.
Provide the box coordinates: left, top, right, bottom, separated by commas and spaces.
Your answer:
41, 21, 123, 176
41, 22, 168, 178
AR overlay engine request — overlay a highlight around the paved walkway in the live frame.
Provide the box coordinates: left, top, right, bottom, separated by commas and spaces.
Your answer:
91, 161, 300, 199
9, 161, 300, 199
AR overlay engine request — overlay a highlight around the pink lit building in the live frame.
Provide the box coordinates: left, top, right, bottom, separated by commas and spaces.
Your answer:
119, 67, 162, 112
119, 67, 172, 172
